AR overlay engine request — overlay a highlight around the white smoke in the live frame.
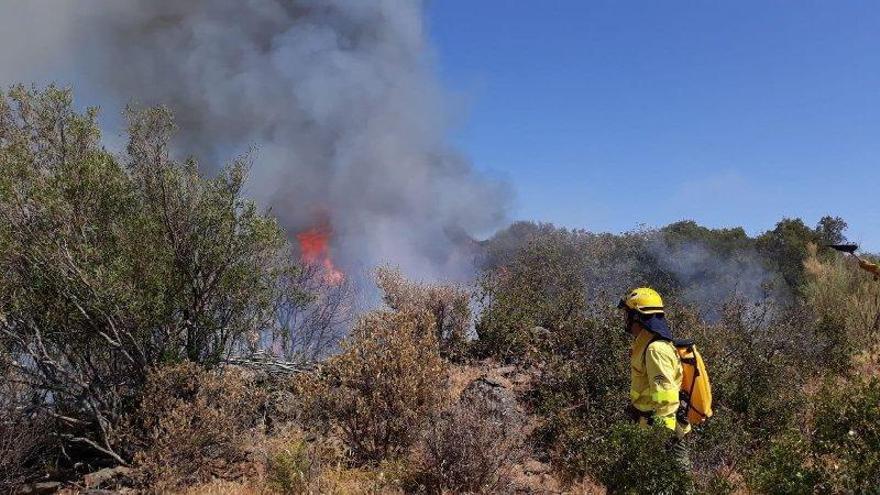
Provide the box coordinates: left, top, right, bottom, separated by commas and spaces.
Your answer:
648, 237, 787, 320
0, 0, 510, 281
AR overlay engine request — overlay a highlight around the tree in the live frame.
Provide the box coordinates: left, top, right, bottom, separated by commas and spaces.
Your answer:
756, 216, 848, 292
756, 218, 819, 290
0, 86, 306, 464
475, 226, 608, 360
814, 215, 847, 246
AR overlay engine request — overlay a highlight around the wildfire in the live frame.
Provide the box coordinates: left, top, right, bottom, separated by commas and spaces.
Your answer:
296, 224, 345, 286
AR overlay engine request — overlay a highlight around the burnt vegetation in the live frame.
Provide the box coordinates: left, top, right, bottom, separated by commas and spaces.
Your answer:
2, 87, 879, 494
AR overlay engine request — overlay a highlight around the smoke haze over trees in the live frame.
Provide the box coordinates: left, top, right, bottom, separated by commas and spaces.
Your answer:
477, 217, 848, 320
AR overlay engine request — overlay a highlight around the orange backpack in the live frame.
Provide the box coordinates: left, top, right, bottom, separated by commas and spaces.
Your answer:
673, 339, 713, 425
643, 337, 713, 426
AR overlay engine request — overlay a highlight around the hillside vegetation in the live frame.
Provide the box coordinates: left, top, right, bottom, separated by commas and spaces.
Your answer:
2, 87, 879, 494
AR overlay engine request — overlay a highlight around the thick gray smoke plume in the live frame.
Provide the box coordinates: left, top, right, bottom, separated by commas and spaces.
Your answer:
0, 0, 509, 280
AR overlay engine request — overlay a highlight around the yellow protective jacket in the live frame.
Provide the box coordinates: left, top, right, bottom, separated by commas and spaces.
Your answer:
630, 327, 683, 432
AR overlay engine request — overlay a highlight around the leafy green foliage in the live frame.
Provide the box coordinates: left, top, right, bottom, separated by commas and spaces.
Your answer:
749, 432, 819, 495
812, 378, 880, 492
474, 228, 593, 359
756, 216, 847, 291
0, 86, 304, 465
588, 423, 691, 495
266, 432, 314, 494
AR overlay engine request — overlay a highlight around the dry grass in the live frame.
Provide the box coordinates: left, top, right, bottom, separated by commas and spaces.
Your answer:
804, 243, 880, 369
178, 480, 270, 495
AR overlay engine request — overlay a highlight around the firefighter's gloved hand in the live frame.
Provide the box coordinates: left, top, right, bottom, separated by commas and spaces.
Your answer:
624, 404, 643, 423
859, 259, 880, 276
652, 414, 676, 430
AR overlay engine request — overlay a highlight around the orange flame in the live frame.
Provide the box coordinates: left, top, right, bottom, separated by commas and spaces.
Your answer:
296, 224, 344, 285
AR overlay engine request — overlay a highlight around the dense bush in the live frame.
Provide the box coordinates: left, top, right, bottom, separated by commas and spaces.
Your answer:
590, 423, 690, 495
0, 86, 305, 465
756, 217, 846, 292
416, 383, 526, 493
528, 308, 631, 474
474, 228, 595, 359
121, 362, 264, 490
746, 377, 880, 494
812, 377, 880, 492
317, 308, 447, 464
375, 265, 471, 357
749, 432, 819, 495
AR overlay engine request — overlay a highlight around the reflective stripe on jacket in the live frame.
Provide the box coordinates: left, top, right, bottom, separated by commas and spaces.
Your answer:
630, 327, 682, 431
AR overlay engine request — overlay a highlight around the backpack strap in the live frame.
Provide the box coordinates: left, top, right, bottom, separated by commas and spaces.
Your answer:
641, 333, 670, 367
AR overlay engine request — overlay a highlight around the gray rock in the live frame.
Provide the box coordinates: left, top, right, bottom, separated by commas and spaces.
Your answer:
459, 376, 523, 424
16, 481, 61, 495
83, 466, 132, 488
523, 459, 551, 474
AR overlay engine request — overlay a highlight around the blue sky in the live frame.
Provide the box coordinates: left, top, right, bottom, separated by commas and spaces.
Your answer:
427, 1, 879, 250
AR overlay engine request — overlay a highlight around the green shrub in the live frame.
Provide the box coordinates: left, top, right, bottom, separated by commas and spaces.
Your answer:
0, 86, 304, 465
812, 378, 880, 492
529, 307, 631, 473
269, 445, 310, 494
749, 432, 819, 495
590, 423, 691, 495
756, 217, 845, 292
474, 228, 593, 359
266, 433, 314, 494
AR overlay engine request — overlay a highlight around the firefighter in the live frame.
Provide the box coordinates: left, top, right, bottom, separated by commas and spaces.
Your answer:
858, 258, 880, 280
618, 287, 692, 487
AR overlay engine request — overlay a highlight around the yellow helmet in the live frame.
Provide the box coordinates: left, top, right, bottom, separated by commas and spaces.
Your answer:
618, 287, 664, 315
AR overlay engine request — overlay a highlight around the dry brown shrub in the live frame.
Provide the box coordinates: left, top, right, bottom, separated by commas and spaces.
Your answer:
122, 362, 265, 490
320, 309, 447, 464
563, 477, 607, 494
0, 381, 50, 492
414, 381, 526, 494
375, 266, 471, 356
